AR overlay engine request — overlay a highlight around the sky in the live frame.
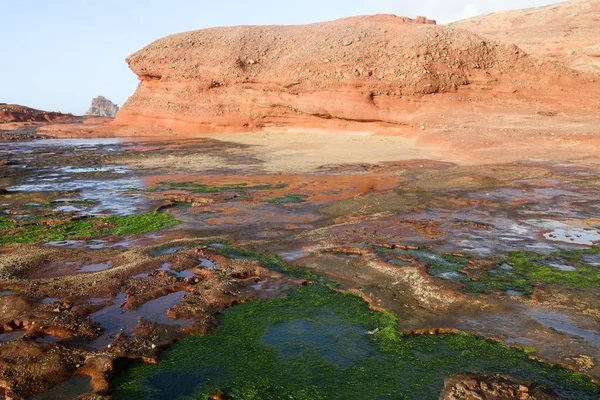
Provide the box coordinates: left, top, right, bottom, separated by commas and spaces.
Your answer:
1, 0, 561, 115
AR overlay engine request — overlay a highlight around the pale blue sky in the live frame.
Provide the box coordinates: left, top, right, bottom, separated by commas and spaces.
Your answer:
1, 0, 560, 115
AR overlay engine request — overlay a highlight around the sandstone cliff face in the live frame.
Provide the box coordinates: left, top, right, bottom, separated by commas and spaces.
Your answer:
453, 0, 600, 73
85, 96, 119, 118
114, 14, 592, 136
0, 104, 76, 124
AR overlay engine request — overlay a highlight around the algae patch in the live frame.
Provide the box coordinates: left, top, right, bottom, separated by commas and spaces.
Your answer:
375, 246, 600, 296
263, 194, 308, 205
112, 285, 599, 400
0, 212, 180, 244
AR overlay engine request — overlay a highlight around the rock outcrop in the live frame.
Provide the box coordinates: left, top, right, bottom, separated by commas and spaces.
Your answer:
85, 96, 119, 118
109, 14, 597, 136
453, 0, 600, 73
440, 373, 562, 400
0, 104, 76, 124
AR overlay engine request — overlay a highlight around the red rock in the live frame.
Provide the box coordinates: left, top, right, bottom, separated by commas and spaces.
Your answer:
440, 372, 562, 399
110, 14, 595, 137
0, 104, 76, 124
453, 0, 600, 73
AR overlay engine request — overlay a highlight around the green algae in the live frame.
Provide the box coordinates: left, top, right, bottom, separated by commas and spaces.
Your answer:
263, 194, 308, 205
374, 246, 600, 297
0, 216, 17, 230
502, 247, 600, 289
112, 285, 600, 400
19, 199, 97, 211
0, 212, 180, 244
216, 245, 318, 280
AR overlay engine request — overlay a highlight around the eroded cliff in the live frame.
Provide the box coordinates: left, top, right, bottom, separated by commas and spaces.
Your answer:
113, 14, 597, 136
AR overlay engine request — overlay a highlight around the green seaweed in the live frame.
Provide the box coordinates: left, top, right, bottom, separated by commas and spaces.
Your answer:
374, 246, 600, 296
0, 212, 180, 244
112, 285, 600, 400
19, 199, 96, 211
0, 216, 17, 230
216, 245, 318, 280
504, 248, 600, 288
263, 194, 308, 205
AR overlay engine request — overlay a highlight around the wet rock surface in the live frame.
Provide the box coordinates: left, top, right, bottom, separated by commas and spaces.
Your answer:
441, 372, 562, 400
0, 136, 598, 398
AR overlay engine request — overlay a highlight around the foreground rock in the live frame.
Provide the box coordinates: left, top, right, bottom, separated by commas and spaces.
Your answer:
85, 96, 119, 118
109, 14, 598, 136
441, 373, 562, 400
453, 0, 600, 73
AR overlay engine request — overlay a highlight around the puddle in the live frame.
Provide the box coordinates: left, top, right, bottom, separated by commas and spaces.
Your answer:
29, 375, 93, 400
525, 220, 600, 246
0, 290, 15, 296
88, 297, 111, 303
158, 262, 197, 278
393, 248, 468, 281
132, 263, 197, 279
198, 258, 219, 269
35, 335, 62, 343
331, 252, 360, 259
387, 258, 410, 267
89, 291, 193, 349
41, 297, 59, 304
149, 245, 190, 257
131, 272, 151, 279
544, 262, 576, 272
504, 290, 524, 296
276, 249, 309, 261
77, 262, 111, 273
44, 239, 107, 249
438, 271, 466, 280
0, 330, 25, 343
261, 312, 378, 369
582, 253, 600, 266
529, 311, 600, 346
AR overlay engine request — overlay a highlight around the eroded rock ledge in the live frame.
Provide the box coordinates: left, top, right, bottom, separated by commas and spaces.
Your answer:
113, 14, 596, 136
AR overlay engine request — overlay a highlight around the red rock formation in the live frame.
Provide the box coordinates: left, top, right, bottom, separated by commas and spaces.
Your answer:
452, 0, 600, 73
0, 104, 76, 124
111, 14, 598, 136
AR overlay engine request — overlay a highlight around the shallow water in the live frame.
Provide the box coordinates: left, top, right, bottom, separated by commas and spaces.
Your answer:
35, 334, 62, 343
2, 138, 149, 216
529, 311, 600, 346
0, 330, 25, 343
77, 261, 111, 273
544, 262, 576, 272
41, 297, 59, 304
198, 257, 219, 269
89, 291, 193, 349
28, 375, 93, 400
525, 220, 600, 246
